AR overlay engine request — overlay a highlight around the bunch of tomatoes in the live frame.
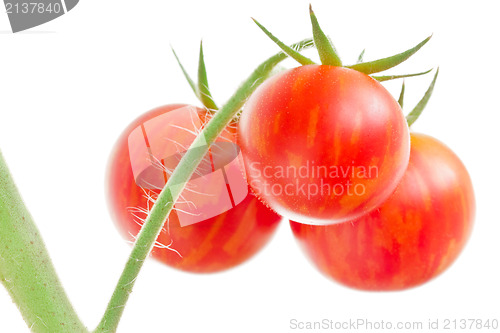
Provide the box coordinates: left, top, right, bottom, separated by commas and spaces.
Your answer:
106, 7, 474, 291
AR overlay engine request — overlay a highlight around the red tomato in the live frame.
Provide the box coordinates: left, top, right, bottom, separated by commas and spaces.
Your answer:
290, 133, 475, 290
238, 65, 410, 225
106, 104, 281, 273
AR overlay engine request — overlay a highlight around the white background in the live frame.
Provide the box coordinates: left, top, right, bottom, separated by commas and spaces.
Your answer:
0, 0, 499, 332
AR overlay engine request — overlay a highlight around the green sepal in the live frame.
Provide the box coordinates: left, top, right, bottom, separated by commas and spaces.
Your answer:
406, 68, 439, 126
171, 46, 198, 98
252, 18, 316, 66
372, 68, 432, 82
347, 35, 432, 74
290, 38, 315, 52
197, 41, 218, 111
309, 5, 341, 66
357, 49, 365, 63
398, 81, 406, 108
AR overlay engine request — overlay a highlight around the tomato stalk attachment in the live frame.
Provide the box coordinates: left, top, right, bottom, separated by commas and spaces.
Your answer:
253, 6, 432, 81
173, 38, 315, 112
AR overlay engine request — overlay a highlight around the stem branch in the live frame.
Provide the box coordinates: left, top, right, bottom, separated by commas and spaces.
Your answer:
93, 40, 312, 332
0, 151, 88, 333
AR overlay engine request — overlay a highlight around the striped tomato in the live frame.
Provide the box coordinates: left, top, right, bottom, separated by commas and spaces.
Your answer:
290, 133, 475, 290
106, 104, 281, 273
238, 65, 410, 225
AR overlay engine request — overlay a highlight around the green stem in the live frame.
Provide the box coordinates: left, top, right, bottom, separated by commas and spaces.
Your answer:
0, 151, 88, 333
93, 40, 312, 333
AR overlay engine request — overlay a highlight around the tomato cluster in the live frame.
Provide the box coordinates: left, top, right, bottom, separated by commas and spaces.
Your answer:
106, 7, 474, 290
236, 63, 474, 290
237, 8, 474, 290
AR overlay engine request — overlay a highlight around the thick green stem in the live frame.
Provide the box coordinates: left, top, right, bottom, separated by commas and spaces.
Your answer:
0, 151, 88, 333
93, 40, 313, 333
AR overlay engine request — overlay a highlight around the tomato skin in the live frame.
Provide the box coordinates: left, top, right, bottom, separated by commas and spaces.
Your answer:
238, 65, 410, 225
290, 133, 475, 290
106, 104, 281, 273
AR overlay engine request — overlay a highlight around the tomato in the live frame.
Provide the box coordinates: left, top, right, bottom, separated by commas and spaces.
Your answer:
290, 133, 475, 290
238, 65, 410, 225
106, 104, 281, 273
